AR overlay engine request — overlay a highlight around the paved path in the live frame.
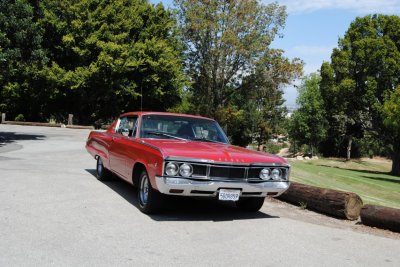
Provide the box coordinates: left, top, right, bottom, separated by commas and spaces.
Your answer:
0, 124, 399, 266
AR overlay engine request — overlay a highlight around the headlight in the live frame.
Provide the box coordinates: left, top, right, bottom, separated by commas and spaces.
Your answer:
165, 162, 179, 176
179, 163, 193, 177
271, 168, 282, 180
259, 168, 270, 180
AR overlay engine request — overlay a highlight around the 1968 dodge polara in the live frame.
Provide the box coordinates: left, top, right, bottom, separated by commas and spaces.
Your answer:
86, 112, 290, 214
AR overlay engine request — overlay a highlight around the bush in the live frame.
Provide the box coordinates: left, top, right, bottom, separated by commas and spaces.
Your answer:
14, 114, 25, 121
264, 141, 281, 154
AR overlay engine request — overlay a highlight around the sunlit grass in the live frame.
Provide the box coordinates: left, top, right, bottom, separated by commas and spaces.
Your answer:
288, 158, 400, 208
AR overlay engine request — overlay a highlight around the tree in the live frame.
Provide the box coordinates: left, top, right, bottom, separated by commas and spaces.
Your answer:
320, 15, 400, 175
289, 74, 327, 156
175, 0, 286, 115
0, 0, 48, 120
241, 48, 302, 148
383, 86, 400, 175
39, 0, 185, 124
175, 0, 302, 146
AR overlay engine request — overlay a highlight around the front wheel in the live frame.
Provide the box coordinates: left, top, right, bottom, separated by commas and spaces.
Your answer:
138, 170, 163, 214
236, 197, 265, 212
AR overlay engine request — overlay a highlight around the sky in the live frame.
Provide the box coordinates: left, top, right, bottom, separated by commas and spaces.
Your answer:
150, 0, 400, 108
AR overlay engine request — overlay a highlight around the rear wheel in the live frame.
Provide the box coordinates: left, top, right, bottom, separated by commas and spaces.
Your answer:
96, 156, 111, 181
138, 170, 163, 214
236, 197, 265, 212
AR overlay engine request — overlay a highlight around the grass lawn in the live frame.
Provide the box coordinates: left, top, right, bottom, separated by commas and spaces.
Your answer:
288, 157, 400, 209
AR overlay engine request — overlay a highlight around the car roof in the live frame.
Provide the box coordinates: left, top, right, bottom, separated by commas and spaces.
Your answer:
119, 111, 215, 121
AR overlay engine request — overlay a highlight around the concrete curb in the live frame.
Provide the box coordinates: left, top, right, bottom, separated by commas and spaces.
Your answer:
1, 120, 94, 130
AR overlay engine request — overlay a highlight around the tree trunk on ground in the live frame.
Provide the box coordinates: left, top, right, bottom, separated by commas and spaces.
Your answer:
277, 182, 363, 220
391, 147, 400, 176
360, 205, 400, 233
346, 135, 352, 161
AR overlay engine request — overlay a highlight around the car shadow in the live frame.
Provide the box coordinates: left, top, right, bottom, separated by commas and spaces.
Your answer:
85, 169, 279, 222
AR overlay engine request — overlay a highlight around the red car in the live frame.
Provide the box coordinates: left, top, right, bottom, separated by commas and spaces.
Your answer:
86, 112, 290, 213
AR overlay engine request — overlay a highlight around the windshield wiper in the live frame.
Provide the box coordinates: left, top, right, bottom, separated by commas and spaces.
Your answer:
146, 131, 187, 141
191, 138, 222, 143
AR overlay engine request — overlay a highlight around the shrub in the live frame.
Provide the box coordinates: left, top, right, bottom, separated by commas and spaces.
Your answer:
14, 114, 25, 121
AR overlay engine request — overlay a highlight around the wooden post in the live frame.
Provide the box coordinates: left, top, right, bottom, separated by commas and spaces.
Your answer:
68, 114, 73, 125
1, 113, 5, 123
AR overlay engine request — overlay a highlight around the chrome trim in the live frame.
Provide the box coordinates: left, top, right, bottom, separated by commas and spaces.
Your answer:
162, 160, 290, 182
155, 176, 290, 197
129, 139, 164, 158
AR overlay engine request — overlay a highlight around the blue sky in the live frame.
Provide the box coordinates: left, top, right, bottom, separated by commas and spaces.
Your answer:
150, 0, 400, 107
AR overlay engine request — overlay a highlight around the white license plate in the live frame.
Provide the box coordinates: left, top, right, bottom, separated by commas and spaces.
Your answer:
219, 189, 240, 201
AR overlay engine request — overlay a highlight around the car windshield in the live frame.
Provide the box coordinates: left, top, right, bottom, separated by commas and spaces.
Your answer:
140, 114, 229, 144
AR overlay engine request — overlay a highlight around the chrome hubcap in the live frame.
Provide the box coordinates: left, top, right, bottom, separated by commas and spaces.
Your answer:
139, 174, 149, 206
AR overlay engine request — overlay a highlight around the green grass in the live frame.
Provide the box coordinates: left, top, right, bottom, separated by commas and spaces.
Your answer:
288, 158, 400, 209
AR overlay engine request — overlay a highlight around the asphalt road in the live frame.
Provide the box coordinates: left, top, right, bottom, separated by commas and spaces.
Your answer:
0, 124, 399, 266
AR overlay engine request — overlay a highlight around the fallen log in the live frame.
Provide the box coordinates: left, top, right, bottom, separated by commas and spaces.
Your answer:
360, 205, 400, 233
277, 182, 363, 220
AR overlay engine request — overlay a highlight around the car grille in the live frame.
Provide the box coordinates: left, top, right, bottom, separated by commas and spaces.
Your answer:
176, 162, 289, 181
209, 166, 246, 180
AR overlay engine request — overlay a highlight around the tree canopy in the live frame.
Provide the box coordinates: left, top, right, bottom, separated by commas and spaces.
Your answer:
0, 0, 186, 123
174, 0, 302, 146
320, 14, 400, 175
288, 74, 327, 156
0, 0, 302, 148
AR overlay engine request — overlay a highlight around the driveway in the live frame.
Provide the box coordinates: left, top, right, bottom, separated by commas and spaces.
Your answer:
0, 124, 399, 266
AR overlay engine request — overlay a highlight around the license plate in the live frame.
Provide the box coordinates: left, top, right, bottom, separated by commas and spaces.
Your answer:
219, 189, 240, 201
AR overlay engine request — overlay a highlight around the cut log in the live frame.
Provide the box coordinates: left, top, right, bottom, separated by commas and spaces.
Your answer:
360, 205, 400, 233
277, 182, 363, 220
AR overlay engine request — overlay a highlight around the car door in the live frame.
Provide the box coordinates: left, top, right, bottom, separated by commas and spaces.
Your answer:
109, 116, 138, 179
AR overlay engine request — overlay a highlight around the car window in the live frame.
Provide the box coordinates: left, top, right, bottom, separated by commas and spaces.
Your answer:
140, 115, 229, 143
116, 116, 138, 137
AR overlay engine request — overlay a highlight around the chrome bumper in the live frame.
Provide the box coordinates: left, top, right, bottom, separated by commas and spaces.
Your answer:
155, 176, 290, 197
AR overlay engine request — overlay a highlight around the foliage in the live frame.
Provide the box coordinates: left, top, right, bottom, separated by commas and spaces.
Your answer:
263, 141, 281, 155
0, 0, 185, 124
14, 114, 25, 121
320, 15, 400, 175
0, 0, 48, 120
175, 0, 302, 146
288, 74, 327, 156
39, 0, 185, 124
383, 86, 400, 174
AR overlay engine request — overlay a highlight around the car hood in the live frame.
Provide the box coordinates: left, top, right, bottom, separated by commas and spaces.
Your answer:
140, 139, 287, 164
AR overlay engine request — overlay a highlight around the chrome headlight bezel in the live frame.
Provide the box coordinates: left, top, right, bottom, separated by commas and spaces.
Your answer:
271, 168, 282, 180
165, 162, 179, 176
259, 168, 270, 180
179, 163, 193, 177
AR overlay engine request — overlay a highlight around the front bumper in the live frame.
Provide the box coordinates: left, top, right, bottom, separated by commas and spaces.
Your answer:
155, 176, 290, 198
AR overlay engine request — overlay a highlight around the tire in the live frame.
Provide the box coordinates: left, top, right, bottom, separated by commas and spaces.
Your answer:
236, 197, 265, 212
96, 156, 111, 181
137, 170, 164, 214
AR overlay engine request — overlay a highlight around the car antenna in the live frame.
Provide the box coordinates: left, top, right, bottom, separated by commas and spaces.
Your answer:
140, 84, 143, 111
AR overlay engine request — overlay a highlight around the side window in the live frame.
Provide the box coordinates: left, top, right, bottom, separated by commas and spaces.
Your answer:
116, 116, 138, 137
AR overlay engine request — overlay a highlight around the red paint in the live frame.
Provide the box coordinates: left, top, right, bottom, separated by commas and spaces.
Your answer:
86, 112, 288, 190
